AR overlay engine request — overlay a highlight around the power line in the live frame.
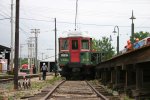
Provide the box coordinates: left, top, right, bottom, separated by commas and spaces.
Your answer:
1, 13, 147, 29
0, 12, 29, 37
0, 13, 9, 18
19, 17, 150, 28
0, 10, 10, 18
20, 17, 50, 22
0, 18, 9, 20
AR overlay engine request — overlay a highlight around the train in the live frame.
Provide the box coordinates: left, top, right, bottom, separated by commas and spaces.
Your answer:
58, 31, 101, 79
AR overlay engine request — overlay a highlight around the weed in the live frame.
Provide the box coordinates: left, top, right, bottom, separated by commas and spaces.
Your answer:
0, 95, 3, 100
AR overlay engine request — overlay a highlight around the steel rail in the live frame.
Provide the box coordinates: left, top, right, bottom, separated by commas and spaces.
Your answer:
0, 78, 13, 83
86, 81, 109, 100
40, 79, 66, 100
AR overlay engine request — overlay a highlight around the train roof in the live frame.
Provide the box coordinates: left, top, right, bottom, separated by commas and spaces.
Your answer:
59, 31, 91, 38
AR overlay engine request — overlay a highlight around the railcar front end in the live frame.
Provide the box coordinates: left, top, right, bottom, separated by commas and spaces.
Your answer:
59, 32, 97, 79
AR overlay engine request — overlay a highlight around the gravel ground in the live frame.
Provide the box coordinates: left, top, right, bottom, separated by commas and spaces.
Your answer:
0, 74, 60, 100
0, 76, 133, 100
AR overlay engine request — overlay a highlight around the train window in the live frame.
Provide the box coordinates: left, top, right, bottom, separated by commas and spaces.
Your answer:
72, 40, 78, 50
61, 40, 68, 50
82, 40, 89, 49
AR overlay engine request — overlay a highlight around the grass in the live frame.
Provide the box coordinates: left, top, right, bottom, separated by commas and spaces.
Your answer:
31, 76, 61, 89
124, 96, 134, 100
46, 76, 61, 84
0, 76, 62, 99
0, 95, 3, 100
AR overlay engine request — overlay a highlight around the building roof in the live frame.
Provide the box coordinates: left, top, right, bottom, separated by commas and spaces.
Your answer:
0, 45, 11, 53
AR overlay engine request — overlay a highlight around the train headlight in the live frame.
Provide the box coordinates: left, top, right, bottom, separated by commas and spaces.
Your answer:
83, 58, 89, 62
61, 53, 69, 57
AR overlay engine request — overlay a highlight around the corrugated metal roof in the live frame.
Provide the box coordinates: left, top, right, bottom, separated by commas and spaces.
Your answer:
0, 45, 10, 52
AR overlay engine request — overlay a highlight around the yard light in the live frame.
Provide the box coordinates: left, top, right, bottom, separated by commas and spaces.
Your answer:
113, 26, 119, 55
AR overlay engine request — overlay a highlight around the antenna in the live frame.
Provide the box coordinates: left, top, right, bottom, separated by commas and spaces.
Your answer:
75, 0, 78, 31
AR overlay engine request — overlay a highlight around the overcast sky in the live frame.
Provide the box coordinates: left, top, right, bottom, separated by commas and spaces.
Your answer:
0, 0, 150, 61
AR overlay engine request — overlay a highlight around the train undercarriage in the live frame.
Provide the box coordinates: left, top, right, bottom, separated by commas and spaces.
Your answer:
60, 63, 95, 80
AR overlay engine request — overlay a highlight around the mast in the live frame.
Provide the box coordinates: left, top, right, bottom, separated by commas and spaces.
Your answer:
75, 0, 78, 31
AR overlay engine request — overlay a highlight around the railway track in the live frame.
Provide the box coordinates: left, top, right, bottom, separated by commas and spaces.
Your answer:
26, 80, 120, 100
46, 81, 100, 100
0, 73, 52, 84
88, 81, 120, 100
0, 78, 13, 83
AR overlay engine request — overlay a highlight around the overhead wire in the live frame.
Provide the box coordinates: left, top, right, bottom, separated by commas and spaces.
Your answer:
1, 0, 150, 38
17, 1, 150, 30
19, 17, 150, 28
0, 9, 30, 37
0, 1, 31, 38
0, 13, 9, 19
0, 18, 10, 20
0, 10, 10, 18
0, 2, 11, 21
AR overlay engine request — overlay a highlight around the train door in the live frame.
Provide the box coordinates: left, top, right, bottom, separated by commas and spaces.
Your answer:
70, 38, 80, 62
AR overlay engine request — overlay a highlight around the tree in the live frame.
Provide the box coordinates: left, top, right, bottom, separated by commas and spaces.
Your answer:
92, 39, 99, 51
21, 58, 28, 65
92, 37, 115, 61
130, 31, 150, 43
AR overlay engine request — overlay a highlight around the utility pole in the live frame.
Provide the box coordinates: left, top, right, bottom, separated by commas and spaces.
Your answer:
10, 0, 14, 72
20, 44, 25, 69
41, 52, 44, 60
14, 0, 20, 90
54, 18, 57, 77
31, 29, 40, 73
28, 37, 34, 69
20, 44, 23, 69
55, 18, 57, 63
28, 39, 31, 70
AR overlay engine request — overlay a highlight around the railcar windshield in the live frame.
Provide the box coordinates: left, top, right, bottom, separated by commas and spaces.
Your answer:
61, 39, 68, 50
81, 40, 89, 49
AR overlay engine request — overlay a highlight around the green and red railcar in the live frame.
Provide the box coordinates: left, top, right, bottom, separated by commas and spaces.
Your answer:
59, 31, 101, 79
